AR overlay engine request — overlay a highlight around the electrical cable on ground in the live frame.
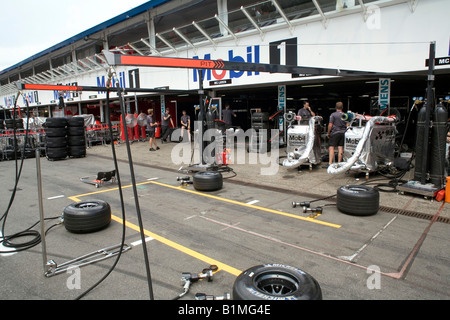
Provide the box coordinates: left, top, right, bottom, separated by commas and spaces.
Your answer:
75, 85, 130, 300
0, 216, 63, 254
0, 93, 48, 253
1, 78, 154, 300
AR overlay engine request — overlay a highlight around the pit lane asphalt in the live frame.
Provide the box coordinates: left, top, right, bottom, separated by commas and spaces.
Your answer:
0, 140, 449, 300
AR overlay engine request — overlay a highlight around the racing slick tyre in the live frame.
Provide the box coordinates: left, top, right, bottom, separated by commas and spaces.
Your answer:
44, 127, 67, 138
63, 200, 111, 234
68, 126, 85, 136
4, 119, 24, 130
68, 145, 86, 158
44, 118, 68, 128
68, 135, 86, 146
193, 171, 223, 191
46, 136, 67, 148
233, 264, 322, 300
336, 185, 379, 216
46, 147, 67, 160
67, 117, 85, 127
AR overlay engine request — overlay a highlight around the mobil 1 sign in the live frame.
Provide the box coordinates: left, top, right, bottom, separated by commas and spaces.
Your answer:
378, 78, 391, 112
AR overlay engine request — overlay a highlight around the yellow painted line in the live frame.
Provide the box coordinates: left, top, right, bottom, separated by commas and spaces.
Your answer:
69, 181, 156, 200
67, 192, 242, 277
110, 215, 242, 277
66, 178, 340, 276
69, 180, 341, 228
149, 181, 342, 229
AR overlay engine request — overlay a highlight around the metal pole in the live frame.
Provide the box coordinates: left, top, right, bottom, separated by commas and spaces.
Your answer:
198, 70, 206, 165
133, 71, 139, 114
116, 84, 154, 300
35, 144, 48, 273
420, 41, 436, 184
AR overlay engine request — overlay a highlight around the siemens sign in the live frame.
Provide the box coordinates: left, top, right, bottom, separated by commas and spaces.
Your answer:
378, 78, 391, 111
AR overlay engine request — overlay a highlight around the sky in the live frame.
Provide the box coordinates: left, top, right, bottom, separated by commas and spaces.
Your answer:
0, 0, 151, 71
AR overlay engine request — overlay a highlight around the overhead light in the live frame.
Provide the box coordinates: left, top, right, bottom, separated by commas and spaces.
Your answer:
365, 80, 395, 84
301, 84, 324, 88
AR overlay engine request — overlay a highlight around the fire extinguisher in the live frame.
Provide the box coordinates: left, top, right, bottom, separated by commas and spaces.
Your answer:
217, 148, 230, 165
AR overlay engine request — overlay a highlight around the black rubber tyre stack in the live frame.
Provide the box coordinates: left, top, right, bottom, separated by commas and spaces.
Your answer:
4, 118, 24, 130
67, 117, 86, 158
44, 118, 68, 161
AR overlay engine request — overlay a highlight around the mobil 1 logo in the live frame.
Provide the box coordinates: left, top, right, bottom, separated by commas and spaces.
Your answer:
270, 37, 312, 78
270, 37, 298, 68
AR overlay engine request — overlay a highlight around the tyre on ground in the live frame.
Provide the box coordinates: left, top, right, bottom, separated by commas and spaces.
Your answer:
233, 264, 322, 300
193, 171, 223, 191
336, 185, 379, 216
63, 200, 111, 234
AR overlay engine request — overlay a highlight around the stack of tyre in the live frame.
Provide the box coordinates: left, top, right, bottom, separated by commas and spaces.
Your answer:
4, 118, 24, 131
21, 136, 36, 159
3, 119, 24, 161
67, 117, 86, 158
3, 137, 18, 161
44, 118, 68, 161
0, 121, 3, 160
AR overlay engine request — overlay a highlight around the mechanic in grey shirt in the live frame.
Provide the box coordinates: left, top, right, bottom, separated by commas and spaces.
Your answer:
326, 101, 348, 166
180, 110, 191, 142
298, 101, 315, 124
222, 104, 236, 129
161, 110, 174, 143
146, 109, 159, 151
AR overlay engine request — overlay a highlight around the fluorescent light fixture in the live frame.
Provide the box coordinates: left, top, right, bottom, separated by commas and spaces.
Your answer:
301, 84, 324, 88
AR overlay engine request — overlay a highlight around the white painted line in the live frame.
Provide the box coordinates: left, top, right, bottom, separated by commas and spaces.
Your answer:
246, 200, 260, 205
184, 215, 198, 220
147, 178, 160, 181
0, 232, 17, 257
339, 216, 398, 262
131, 237, 154, 247
47, 195, 65, 200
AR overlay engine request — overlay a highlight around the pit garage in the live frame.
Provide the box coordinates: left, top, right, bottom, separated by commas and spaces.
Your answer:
1, 47, 450, 304
1, 0, 450, 306
1, 138, 449, 302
